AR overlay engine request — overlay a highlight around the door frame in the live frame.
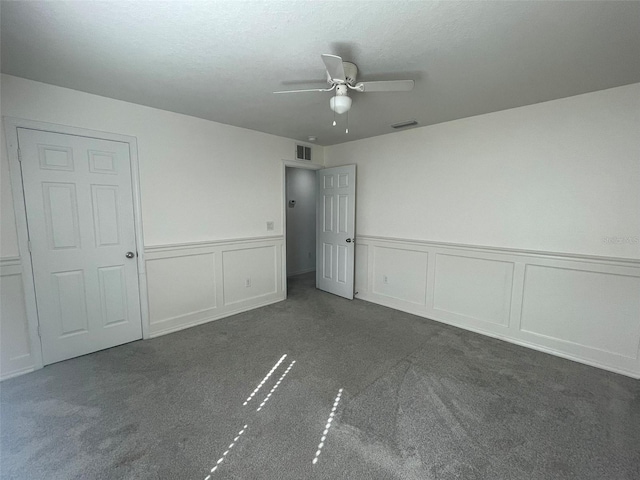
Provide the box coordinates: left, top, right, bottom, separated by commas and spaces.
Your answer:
3, 117, 150, 371
281, 159, 322, 298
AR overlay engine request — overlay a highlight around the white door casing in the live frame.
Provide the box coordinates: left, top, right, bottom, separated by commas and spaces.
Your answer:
17, 128, 142, 365
316, 165, 356, 299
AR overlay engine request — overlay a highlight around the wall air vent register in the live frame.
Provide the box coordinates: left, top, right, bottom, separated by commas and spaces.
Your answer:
296, 144, 312, 161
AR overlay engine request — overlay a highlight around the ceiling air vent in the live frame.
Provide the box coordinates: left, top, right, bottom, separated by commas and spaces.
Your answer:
296, 144, 312, 161
391, 120, 419, 129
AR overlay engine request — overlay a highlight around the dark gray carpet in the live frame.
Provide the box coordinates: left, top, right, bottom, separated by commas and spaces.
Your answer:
1, 272, 638, 479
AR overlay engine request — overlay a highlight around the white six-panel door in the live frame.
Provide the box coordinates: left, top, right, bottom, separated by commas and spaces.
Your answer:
17, 128, 142, 365
316, 165, 356, 299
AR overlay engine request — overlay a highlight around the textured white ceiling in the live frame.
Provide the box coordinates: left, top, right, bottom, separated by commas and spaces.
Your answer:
2, 1, 639, 146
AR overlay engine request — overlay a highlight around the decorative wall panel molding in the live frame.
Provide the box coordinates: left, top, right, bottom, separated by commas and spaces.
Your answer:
355, 235, 640, 378
145, 236, 284, 337
372, 246, 428, 306
433, 254, 514, 327
0, 257, 35, 380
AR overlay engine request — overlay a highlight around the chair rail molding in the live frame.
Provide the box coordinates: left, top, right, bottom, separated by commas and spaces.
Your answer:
354, 235, 640, 378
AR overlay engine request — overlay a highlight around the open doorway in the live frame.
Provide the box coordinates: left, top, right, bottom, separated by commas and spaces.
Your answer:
285, 166, 317, 290
282, 161, 356, 299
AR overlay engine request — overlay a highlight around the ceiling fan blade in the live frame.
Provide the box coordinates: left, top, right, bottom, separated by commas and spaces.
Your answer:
321, 54, 346, 83
274, 86, 335, 94
355, 80, 415, 92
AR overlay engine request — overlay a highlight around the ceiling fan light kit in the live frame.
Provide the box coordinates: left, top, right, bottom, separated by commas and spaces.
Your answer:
329, 86, 352, 114
329, 96, 352, 114
275, 54, 415, 134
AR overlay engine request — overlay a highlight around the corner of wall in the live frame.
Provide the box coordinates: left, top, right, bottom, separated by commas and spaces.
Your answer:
311, 144, 326, 166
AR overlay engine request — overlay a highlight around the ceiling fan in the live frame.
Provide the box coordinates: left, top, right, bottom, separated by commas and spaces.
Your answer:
274, 54, 414, 132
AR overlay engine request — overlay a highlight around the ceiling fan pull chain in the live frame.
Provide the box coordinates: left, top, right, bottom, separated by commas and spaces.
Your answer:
346, 110, 349, 134
333, 107, 336, 127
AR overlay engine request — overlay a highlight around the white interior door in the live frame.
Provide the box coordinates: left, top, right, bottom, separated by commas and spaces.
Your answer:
17, 128, 142, 365
316, 165, 356, 299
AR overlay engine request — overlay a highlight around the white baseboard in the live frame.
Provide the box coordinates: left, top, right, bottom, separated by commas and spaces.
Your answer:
148, 295, 285, 338
0, 366, 35, 382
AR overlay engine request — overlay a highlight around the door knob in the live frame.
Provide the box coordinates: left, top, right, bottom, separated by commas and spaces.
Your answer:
346, 238, 353, 243
125, 251, 135, 259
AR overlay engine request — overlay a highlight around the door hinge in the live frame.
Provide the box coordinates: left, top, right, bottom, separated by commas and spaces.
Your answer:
36, 323, 41, 337
28, 240, 32, 252
17, 147, 22, 162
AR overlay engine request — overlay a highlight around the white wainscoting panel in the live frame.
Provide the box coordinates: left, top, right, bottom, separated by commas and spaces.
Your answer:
145, 236, 284, 337
222, 245, 278, 306
355, 236, 640, 378
433, 254, 514, 327
354, 244, 368, 295
147, 253, 217, 333
372, 246, 428, 306
0, 257, 36, 380
520, 264, 640, 371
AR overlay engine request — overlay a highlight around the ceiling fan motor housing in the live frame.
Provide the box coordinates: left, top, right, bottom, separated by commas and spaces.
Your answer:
335, 85, 348, 96
327, 61, 358, 86
342, 62, 358, 85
